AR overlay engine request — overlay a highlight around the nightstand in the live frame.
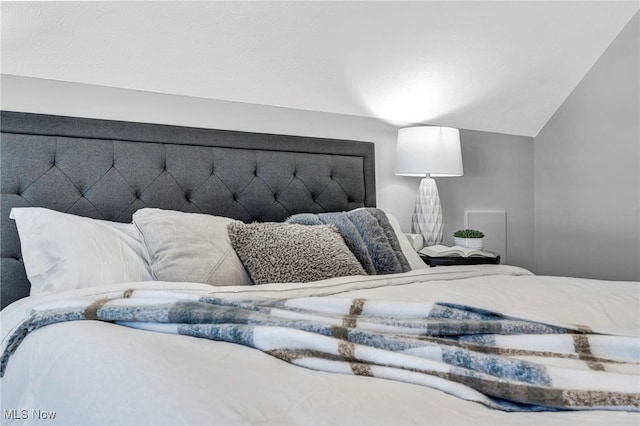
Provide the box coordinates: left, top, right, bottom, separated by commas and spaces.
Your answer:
419, 253, 501, 267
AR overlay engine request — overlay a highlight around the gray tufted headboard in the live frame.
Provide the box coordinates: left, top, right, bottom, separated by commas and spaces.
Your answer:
0, 111, 376, 309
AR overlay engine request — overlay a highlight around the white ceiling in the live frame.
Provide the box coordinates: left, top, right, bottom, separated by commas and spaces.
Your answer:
1, 1, 638, 137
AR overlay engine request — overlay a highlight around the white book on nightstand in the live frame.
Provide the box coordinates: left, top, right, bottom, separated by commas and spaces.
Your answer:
419, 245, 497, 258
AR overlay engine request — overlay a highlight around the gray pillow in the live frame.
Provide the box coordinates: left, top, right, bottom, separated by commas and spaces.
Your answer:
227, 222, 366, 284
133, 209, 252, 286
286, 208, 412, 275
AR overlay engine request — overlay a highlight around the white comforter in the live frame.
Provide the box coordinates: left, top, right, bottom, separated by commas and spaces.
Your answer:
2, 265, 639, 425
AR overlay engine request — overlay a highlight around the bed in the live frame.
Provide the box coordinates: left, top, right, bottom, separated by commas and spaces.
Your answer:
1, 111, 638, 425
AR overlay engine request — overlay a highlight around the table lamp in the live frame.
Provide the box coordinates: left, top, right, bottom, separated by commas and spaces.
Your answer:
395, 126, 463, 245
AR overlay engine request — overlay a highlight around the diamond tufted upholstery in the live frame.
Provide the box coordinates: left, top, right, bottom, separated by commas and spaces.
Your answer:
1, 111, 376, 309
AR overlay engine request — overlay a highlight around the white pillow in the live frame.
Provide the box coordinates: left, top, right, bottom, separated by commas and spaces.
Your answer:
385, 213, 428, 270
132, 208, 252, 286
10, 207, 154, 295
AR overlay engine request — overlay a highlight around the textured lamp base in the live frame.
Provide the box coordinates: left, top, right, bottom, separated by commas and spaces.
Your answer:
411, 178, 443, 246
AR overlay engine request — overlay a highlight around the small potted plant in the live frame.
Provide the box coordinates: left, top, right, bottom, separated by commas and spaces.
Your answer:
453, 229, 485, 249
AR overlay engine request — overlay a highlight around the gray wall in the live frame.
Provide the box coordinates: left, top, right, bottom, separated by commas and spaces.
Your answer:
438, 130, 534, 270
534, 12, 639, 280
1, 74, 536, 270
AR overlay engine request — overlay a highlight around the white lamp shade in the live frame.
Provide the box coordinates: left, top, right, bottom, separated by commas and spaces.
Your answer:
395, 126, 464, 177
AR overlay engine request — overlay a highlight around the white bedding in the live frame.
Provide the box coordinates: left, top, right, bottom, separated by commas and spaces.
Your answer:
2, 265, 639, 425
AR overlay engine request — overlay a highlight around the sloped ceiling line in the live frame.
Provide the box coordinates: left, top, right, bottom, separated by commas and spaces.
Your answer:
1, 1, 638, 137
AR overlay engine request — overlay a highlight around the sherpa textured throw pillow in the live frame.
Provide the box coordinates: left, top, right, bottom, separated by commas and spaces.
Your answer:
227, 222, 366, 284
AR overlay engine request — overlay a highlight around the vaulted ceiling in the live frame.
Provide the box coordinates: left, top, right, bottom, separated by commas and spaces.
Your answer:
2, 1, 638, 137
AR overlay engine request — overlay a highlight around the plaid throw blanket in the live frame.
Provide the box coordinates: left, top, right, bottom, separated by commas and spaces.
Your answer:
2, 290, 638, 412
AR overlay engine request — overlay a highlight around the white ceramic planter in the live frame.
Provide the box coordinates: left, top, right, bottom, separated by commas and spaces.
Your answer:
453, 237, 484, 250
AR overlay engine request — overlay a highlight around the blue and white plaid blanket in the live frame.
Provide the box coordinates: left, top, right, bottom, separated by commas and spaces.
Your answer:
2, 289, 638, 412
